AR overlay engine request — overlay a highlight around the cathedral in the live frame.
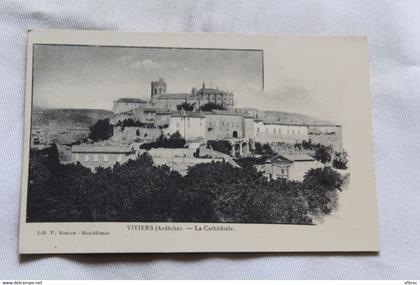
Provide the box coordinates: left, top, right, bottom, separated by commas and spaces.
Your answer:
150, 78, 234, 111
112, 78, 234, 113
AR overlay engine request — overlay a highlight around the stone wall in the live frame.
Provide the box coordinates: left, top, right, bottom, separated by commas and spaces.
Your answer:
111, 126, 162, 144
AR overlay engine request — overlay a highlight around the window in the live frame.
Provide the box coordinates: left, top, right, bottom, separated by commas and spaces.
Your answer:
104, 155, 108, 162
188, 122, 191, 128
273, 129, 276, 134
94, 154, 98, 162
176, 122, 179, 128
84, 155, 89, 162
257, 128, 260, 133
265, 128, 268, 133
75, 154, 79, 161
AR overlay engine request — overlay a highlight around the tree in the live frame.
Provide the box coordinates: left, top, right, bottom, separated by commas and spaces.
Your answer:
27, 144, 343, 224
89, 118, 113, 141
207, 140, 232, 155
302, 167, 343, 218
254, 142, 276, 158
139, 131, 186, 150
176, 102, 195, 111
303, 167, 344, 192
314, 145, 333, 164
333, 151, 348, 169
199, 102, 226, 111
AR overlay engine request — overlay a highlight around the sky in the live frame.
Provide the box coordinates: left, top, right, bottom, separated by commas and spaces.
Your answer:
33, 45, 263, 110
32, 40, 368, 127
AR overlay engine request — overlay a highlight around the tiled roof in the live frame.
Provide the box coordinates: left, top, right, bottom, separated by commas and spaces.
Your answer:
154, 93, 193, 100
72, 144, 134, 153
277, 154, 315, 162
170, 111, 205, 118
197, 88, 230, 94
115, 98, 147, 104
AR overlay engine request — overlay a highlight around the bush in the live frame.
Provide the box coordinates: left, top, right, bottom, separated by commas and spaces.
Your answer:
254, 142, 276, 158
140, 131, 186, 150
89, 118, 113, 141
199, 102, 226, 111
333, 151, 348, 170
207, 140, 232, 155
314, 145, 333, 164
27, 145, 344, 224
176, 102, 195, 111
116, 118, 155, 128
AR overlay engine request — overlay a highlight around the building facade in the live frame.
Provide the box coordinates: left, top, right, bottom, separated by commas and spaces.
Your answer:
71, 144, 137, 170
167, 112, 206, 141
204, 111, 244, 140
112, 98, 148, 114
253, 120, 309, 144
256, 154, 323, 181
150, 78, 234, 111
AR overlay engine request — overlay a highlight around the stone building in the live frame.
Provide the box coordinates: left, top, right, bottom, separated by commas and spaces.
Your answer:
193, 82, 234, 108
112, 98, 148, 114
255, 154, 323, 181
204, 110, 244, 140
308, 124, 343, 150
151, 78, 234, 111
167, 112, 206, 141
71, 144, 136, 170
253, 120, 309, 144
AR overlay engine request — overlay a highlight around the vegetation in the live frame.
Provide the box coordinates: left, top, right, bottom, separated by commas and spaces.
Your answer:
89, 118, 113, 141
27, 145, 345, 224
254, 142, 276, 158
313, 145, 333, 164
176, 102, 195, 111
115, 118, 155, 128
140, 131, 186, 150
297, 140, 348, 169
207, 140, 232, 155
199, 102, 226, 112
332, 150, 349, 170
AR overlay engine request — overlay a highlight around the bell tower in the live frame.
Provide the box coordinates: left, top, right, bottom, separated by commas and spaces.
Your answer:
151, 78, 167, 101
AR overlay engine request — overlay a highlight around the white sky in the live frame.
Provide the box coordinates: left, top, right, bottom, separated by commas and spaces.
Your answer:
33, 45, 263, 110
32, 41, 367, 127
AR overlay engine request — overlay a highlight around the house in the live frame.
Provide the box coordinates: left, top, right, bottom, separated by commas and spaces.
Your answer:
253, 120, 309, 144
112, 98, 148, 114
167, 112, 206, 142
255, 154, 323, 181
71, 144, 137, 170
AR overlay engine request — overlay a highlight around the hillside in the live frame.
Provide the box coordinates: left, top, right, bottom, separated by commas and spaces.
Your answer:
257, 110, 337, 126
32, 107, 113, 127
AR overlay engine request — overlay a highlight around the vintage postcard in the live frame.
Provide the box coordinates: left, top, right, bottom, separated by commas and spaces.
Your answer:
19, 30, 379, 253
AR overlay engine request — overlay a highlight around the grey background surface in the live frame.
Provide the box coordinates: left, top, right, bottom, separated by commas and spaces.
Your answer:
0, 0, 419, 279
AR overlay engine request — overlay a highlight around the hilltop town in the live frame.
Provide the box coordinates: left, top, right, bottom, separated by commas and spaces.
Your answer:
31, 78, 347, 181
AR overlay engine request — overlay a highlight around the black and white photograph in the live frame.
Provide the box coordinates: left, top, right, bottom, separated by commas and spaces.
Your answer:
18, 30, 379, 254
27, 42, 349, 225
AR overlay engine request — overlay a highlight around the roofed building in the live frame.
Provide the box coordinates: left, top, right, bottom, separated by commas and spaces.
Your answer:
151, 78, 234, 111
255, 154, 323, 181
112, 98, 148, 114
71, 144, 137, 170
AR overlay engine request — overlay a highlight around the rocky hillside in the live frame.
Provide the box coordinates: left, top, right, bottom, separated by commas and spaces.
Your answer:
32, 107, 113, 127
257, 110, 335, 126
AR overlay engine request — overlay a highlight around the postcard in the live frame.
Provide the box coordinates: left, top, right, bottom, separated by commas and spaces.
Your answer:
19, 30, 379, 253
